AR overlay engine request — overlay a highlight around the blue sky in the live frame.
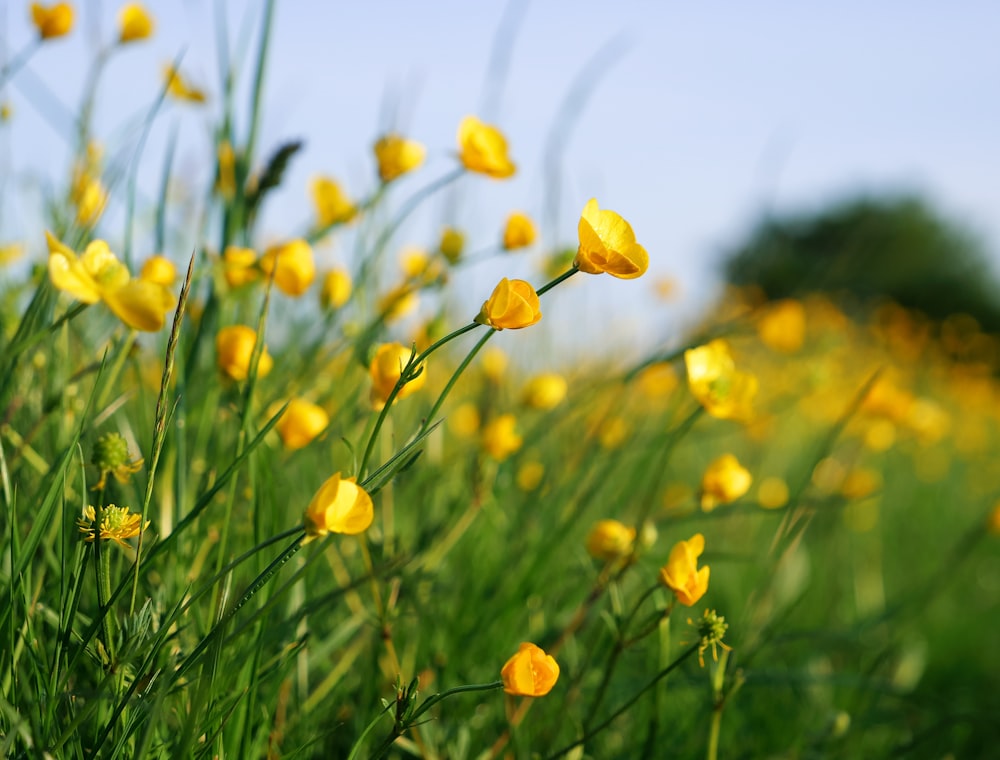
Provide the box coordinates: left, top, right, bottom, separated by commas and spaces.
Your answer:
3, 1, 998, 355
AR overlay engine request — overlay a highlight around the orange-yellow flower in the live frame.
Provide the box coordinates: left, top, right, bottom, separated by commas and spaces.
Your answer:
77, 504, 148, 549
659, 533, 710, 606
684, 339, 758, 422
31, 2, 74, 40
476, 278, 541, 330
303, 473, 373, 538
521, 373, 567, 410
481, 414, 522, 461
259, 239, 315, 296
369, 343, 425, 409
139, 255, 177, 287
319, 267, 352, 310
586, 519, 636, 562
46, 232, 175, 331
575, 199, 648, 279
374, 133, 425, 183
457, 116, 516, 179
117, 2, 154, 43
163, 63, 206, 104
501, 642, 559, 697
502, 211, 537, 250
700, 454, 752, 512
311, 175, 356, 227
757, 299, 806, 353
216, 325, 273, 381
276, 399, 330, 450
222, 246, 259, 288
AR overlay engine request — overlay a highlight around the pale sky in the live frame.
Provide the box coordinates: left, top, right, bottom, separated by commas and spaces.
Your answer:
2, 1, 998, 357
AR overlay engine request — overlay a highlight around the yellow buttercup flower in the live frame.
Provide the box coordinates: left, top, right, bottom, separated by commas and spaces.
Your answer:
481, 347, 508, 383
757, 299, 806, 353
222, 246, 259, 288
31, 2, 74, 40
502, 211, 537, 250
438, 226, 465, 264
378, 284, 418, 323
448, 402, 481, 439
319, 267, 352, 310
700, 454, 752, 511
475, 278, 541, 330
369, 343, 425, 409
71, 175, 108, 226
117, 2, 154, 44
757, 476, 790, 510
77, 504, 148, 549
521, 373, 567, 410
659, 533, 710, 606
275, 399, 330, 451
46, 232, 175, 331
303, 473, 373, 539
215, 325, 273, 381
457, 116, 515, 179
635, 362, 678, 399
516, 461, 545, 492
139, 255, 177, 287
311, 175, 356, 227
684, 339, 758, 422
163, 63, 207, 104
575, 199, 648, 279
501, 642, 559, 697
481, 414, 522, 461
374, 133, 426, 183
91, 432, 143, 491
0, 243, 24, 266
259, 239, 315, 296
586, 519, 636, 562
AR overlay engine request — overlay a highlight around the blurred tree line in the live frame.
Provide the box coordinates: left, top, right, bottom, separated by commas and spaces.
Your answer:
723, 196, 1000, 331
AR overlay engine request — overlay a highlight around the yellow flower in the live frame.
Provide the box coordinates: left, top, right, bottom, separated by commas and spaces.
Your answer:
117, 2, 154, 43
215, 325, 273, 381
259, 239, 315, 296
636, 362, 678, 399
684, 339, 758, 422
139, 255, 177, 287
400, 247, 434, 281
516, 461, 545, 492
31, 2, 74, 40
0, 242, 24, 266
586, 519, 636, 562
575, 199, 648, 279
988, 500, 1000, 536
501, 642, 559, 697
77, 504, 148, 548
275, 399, 330, 450
46, 232, 175, 331
481, 347, 508, 383
378, 284, 418, 322
598, 417, 629, 450
369, 343, 425, 409
700, 454, 752, 511
481, 414, 522, 461
521, 373, 567, 410
439, 226, 465, 264
163, 63, 206, 104
319, 267, 352, 310
72, 175, 108, 226
311, 175, 356, 227
303, 473, 373, 538
757, 299, 806, 353
448, 402, 481, 438
757, 476, 789, 510
91, 432, 143, 491
659, 533, 710, 606
222, 246, 259, 288
476, 278, 541, 330
215, 140, 236, 199
374, 133, 426, 183
457, 116, 516, 178
502, 211, 537, 250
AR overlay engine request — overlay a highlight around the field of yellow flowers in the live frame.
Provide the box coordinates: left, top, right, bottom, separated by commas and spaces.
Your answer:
2, 3, 999, 759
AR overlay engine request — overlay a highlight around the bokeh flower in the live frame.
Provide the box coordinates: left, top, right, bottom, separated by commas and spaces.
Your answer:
457, 116, 515, 179
303, 473, 373, 538
78, 505, 148, 548
516, 461, 545, 492
439, 226, 465, 264
700, 454, 752, 511
369, 343, 425, 409
275, 399, 330, 450
521, 373, 567, 410
259, 239, 315, 296
311, 175, 356, 227
757, 476, 790, 510
586, 519, 636, 562
222, 246, 259, 288
163, 63, 206, 103
118, 2, 154, 44
501, 642, 559, 697
374, 133, 425, 183
31, 2, 74, 40
659, 533, 710, 606
216, 325, 273, 381
684, 339, 758, 422
476, 278, 541, 330
502, 211, 537, 251
139, 255, 177, 287
575, 199, 648, 279
757, 299, 806, 353
481, 414, 522, 460
319, 267, 352, 310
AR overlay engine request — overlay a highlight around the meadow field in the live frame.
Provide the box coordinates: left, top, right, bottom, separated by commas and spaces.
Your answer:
2, 3, 999, 758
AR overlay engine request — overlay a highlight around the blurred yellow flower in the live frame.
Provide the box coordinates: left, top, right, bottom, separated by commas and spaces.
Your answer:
319, 267, 352, 310
516, 461, 545, 492
139, 255, 177, 287
700, 454, 752, 511
0, 243, 24, 266
757, 476, 789, 509
222, 246, 259, 288
77, 504, 148, 548
46, 232, 175, 331
215, 140, 236, 199
987, 501, 1000, 535
481, 414, 522, 461
31, 2, 74, 40
684, 339, 758, 422
757, 299, 806, 353
841, 468, 882, 501
311, 175, 356, 227
586, 519, 636, 562
448, 402, 481, 438
598, 417, 629, 450
118, 2, 154, 44
476, 278, 541, 330
303, 473, 373, 538
457, 116, 515, 179
215, 325, 273, 381
400, 247, 435, 281
71, 175, 108, 226
163, 63, 206, 104
635, 362, 678, 399
275, 399, 330, 451
259, 239, 315, 296
378, 284, 418, 322
0, 102, 12, 122
659, 533, 710, 606
502, 211, 537, 251
575, 198, 648, 279
369, 343, 425, 409
439, 226, 465, 264
481, 347, 508, 382
91, 431, 143, 491
521, 373, 568, 410
374, 133, 425, 183
501, 642, 559, 697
